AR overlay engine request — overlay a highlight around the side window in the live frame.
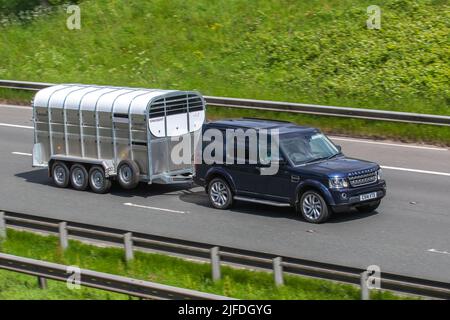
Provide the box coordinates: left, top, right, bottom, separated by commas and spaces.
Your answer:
224, 137, 256, 164
202, 129, 225, 164
258, 135, 284, 164
258, 133, 271, 164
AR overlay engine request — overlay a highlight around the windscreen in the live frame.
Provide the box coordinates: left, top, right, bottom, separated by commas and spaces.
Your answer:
280, 132, 339, 166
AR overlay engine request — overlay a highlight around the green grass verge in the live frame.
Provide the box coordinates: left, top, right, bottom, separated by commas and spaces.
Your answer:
0, 0, 448, 144
0, 229, 411, 300
0, 268, 126, 300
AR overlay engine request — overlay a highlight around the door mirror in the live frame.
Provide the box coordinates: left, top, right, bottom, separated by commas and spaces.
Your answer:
336, 145, 342, 152
258, 157, 287, 167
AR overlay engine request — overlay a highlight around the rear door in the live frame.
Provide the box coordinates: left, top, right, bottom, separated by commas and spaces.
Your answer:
224, 136, 266, 196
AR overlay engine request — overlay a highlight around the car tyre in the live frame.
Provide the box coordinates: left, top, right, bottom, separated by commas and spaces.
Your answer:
208, 177, 233, 209
299, 190, 330, 223
52, 161, 70, 188
89, 166, 111, 194
70, 164, 89, 191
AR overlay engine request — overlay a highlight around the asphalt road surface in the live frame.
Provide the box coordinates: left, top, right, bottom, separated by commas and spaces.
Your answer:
1, 104, 449, 282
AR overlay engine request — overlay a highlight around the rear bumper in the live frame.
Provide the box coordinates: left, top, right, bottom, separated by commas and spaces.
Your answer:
330, 180, 386, 212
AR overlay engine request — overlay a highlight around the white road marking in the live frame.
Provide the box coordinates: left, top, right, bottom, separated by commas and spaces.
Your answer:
123, 202, 187, 214
0, 104, 31, 110
12, 152, 32, 156
0, 122, 33, 129
330, 136, 447, 151
381, 165, 450, 177
427, 249, 450, 256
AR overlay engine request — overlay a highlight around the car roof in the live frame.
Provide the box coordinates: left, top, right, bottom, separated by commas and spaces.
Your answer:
205, 118, 317, 134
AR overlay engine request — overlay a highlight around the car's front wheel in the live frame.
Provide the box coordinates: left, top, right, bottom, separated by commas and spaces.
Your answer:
299, 190, 330, 223
208, 178, 233, 210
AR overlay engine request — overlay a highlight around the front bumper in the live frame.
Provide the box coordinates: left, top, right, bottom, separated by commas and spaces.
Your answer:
329, 180, 386, 213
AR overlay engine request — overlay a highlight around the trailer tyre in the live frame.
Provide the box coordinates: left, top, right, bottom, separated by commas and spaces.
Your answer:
117, 160, 140, 190
52, 161, 70, 188
70, 164, 89, 191
89, 166, 111, 194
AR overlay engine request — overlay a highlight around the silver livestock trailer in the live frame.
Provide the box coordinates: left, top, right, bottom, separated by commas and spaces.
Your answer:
32, 84, 206, 193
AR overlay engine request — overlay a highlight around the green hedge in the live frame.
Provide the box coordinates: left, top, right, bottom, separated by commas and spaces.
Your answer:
0, 0, 448, 143
0, 0, 448, 113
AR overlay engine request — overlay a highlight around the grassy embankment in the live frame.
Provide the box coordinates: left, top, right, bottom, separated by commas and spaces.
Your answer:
0, 228, 410, 300
0, 0, 448, 145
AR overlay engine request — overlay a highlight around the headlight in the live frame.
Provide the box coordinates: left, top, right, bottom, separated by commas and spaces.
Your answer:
328, 177, 349, 189
377, 169, 383, 180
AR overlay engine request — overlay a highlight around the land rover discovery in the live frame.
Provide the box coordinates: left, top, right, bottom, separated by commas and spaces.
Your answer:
194, 118, 386, 223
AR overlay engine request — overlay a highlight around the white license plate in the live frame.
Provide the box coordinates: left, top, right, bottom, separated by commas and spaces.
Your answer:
360, 192, 377, 201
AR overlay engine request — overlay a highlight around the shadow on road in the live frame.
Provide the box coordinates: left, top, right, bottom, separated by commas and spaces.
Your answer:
109, 182, 193, 199
15, 169, 380, 223
15, 168, 51, 186
179, 190, 381, 223
15, 168, 195, 199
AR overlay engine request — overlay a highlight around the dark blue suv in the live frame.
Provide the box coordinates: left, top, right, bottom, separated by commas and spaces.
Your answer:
194, 118, 386, 223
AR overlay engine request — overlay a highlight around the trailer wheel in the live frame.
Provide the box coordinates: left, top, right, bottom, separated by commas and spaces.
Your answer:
52, 161, 70, 188
70, 164, 89, 191
89, 166, 111, 194
117, 160, 140, 190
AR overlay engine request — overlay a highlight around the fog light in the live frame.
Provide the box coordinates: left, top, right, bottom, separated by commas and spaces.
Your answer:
341, 193, 348, 199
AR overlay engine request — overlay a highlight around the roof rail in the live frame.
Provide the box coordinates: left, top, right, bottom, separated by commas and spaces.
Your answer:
241, 117, 292, 124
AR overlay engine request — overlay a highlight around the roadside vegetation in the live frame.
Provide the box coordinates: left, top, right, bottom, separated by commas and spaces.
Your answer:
0, 0, 448, 144
0, 228, 410, 300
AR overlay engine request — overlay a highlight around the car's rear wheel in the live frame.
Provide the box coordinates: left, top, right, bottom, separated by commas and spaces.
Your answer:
52, 161, 70, 188
208, 178, 233, 209
70, 164, 89, 191
299, 190, 330, 223
89, 166, 111, 194
356, 200, 381, 214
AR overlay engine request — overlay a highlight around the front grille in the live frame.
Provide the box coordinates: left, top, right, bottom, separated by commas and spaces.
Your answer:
348, 169, 378, 187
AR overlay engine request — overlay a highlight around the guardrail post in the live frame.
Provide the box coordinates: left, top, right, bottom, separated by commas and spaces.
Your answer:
123, 232, 134, 261
37, 276, 47, 289
210, 246, 221, 281
360, 271, 370, 300
273, 257, 284, 286
58, 222, 68, 250
0, 211, 6, 239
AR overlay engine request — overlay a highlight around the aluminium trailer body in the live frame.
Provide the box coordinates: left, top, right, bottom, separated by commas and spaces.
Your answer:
32, 84, 206, 192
